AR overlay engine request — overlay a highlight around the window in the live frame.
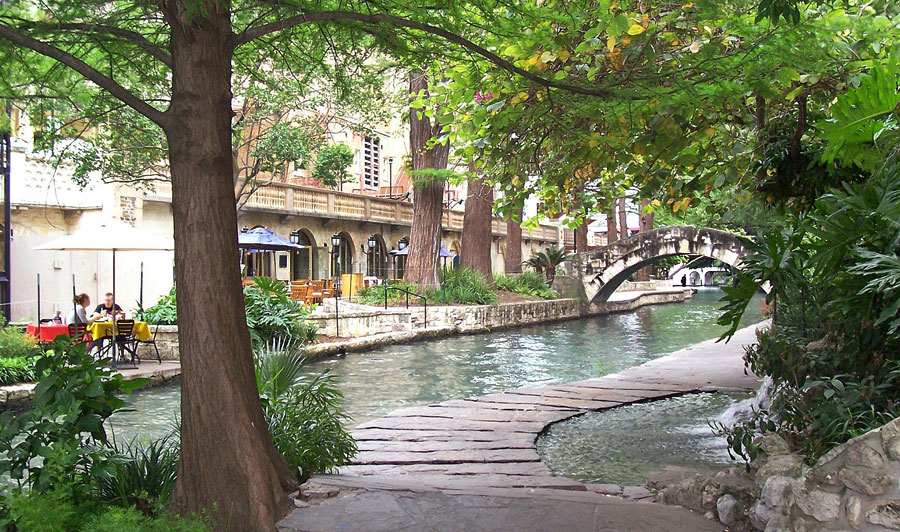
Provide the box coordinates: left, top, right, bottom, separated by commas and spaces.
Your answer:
330, 234, 353, 276
366, 237, 388, 278
363, 136, 381, 189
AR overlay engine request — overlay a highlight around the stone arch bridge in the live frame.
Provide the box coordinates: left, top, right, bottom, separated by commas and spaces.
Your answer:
571, 226, 748, 303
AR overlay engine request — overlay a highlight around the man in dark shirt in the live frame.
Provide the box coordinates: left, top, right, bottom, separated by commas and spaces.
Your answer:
91, 292, 125, 320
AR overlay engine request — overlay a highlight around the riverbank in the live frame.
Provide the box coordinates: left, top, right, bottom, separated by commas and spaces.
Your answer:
279, 321, 766, 532
0, 287, 690, 411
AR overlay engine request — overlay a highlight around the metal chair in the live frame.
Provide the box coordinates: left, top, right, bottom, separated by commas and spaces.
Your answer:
134, 322, 163, 364
99, 319, 139, 365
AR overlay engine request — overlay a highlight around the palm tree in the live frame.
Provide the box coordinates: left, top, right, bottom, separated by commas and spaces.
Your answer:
523, 245, 571, 285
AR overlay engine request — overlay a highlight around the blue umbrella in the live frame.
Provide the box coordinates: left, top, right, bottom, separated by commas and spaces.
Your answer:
238, 226, 304, 252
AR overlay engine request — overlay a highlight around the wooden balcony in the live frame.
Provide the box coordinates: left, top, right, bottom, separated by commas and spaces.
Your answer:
143, 181, 559, 243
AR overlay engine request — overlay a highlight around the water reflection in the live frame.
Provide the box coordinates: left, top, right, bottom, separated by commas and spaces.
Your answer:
107, 289, 764, 441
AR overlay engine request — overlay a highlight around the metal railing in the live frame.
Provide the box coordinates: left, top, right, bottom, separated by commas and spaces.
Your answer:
383, 284, 427, 329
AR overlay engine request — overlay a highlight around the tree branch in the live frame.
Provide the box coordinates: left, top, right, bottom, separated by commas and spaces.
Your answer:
0, 24, 169, 127
16, 20, 173, 67
232, 10, 609, 97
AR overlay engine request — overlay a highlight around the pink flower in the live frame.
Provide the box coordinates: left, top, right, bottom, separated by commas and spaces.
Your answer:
475, 91, 493, 103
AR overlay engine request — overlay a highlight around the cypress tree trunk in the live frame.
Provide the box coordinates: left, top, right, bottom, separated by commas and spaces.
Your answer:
635, 198, 655, 282
164, 3, 296, 530
504, 206, 523, 273
404, 70, 449, 288
618, 196, 628, 240
574, 219, 589, 253
606, 206, 618, 245
460, 169, 494, 281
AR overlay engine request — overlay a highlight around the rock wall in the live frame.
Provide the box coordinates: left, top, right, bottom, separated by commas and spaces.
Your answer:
655, 419, 900, 532
136, 325, 179, 361
305, 308, 411, 337
411, 298, 583, 333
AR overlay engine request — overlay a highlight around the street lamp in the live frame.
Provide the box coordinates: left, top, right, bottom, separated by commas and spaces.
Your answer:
330, 233, 341, 337
364, 235, 379, 278
289, 230, 300, 245
387, 157, 394, 199
398, 237, 408, 251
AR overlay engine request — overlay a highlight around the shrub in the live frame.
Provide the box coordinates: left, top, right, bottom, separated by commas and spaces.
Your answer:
357, 280, 420, 306
0, 338, 148, 498
426, 267, 498, 305
0, 356, 39, 385
2, 491, 211, 532
494, 271, 557, 299
244, 277, 317, 346
135, 287, 177, 325
255, 338, 357, 482
0, 318, 38, 359
95, 433, 180, 515
714, 171, 900, 462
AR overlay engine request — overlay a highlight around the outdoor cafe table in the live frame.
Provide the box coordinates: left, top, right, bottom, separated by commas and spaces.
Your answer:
87, 320, 152, 342
25, 323, 70, 342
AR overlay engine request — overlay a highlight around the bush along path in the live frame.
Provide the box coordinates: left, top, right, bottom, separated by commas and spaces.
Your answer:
279, 322, 766, 532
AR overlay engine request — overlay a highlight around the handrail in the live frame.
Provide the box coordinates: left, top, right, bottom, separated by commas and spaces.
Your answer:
383, 284, 427, 329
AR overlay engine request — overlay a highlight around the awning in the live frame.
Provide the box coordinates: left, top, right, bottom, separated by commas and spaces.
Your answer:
390, 246, 456, 258
238, 226, 304, 252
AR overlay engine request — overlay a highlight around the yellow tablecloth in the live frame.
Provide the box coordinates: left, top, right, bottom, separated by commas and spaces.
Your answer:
87, 320, 152, 342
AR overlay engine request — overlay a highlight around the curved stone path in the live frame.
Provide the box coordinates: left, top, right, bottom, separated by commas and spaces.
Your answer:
279, 322, 765, 532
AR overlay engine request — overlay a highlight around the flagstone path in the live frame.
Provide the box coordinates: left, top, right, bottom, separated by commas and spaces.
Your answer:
279, 322, 766, 532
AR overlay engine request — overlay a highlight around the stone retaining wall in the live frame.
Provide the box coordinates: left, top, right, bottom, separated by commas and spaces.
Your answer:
136, 325, 179, 361
305, 308, 411, 338
410, 298, 583, 333
655, 418, 900, 531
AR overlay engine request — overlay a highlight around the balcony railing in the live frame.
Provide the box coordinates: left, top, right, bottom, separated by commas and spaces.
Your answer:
143, 181, 560, 243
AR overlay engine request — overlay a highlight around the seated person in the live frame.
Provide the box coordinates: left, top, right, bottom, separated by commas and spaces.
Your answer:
65, 293, 93, 325
91, 292, 125, 321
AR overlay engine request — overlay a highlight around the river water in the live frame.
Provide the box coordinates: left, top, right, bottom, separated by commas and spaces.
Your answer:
107, 289, 764, 444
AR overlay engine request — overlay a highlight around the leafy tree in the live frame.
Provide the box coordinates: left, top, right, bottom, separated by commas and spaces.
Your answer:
310, 143, 354, 189
0, 2, 602, 529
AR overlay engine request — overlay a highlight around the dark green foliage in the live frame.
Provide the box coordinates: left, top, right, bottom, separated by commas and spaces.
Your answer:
523, 245, 570, 284
254, 339, 357, 482
493, 272, 557, 299
357, 280, 420, 306
0, 319, 38, 359
0, 356, 39, 386
311, 143, 354, 188
0, 338, 149, 498
427, 267, 498, 305
95, 434, 180, 515
243, 277, 317, 346
134, 287, 177, 325
2, 490, 212, 532
715, 171, 900, 462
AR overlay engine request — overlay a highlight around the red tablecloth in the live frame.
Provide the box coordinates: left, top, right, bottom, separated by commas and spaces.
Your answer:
25, 323, 71, 342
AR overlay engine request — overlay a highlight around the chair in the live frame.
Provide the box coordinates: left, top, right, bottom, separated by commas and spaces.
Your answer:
308, 280, 325, 304
134, 322, 163, 364
290, 285, 309, 302
101, 319, 139, 365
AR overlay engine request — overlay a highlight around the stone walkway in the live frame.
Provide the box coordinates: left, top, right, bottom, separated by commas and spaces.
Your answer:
280, 322, 765, 532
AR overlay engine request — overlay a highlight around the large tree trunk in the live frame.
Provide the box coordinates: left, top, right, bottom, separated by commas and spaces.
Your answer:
504, 206, 523, 273
460, 168, 494, 281
635, 198, 655, 282
165, 5, 296, 531
574, 219, 589, 253
618, 196, 628, 240
606, 206, 618, 245
404, 71, 449, 288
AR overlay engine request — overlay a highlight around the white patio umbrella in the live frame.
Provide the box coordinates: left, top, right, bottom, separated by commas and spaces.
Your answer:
34, 220, 174, 364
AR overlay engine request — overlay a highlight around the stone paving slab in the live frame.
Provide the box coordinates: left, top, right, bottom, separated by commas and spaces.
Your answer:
353, 448, 541, 465
383, 405, 576, 423
280, 479, 722, 532
281, 322, 766, 532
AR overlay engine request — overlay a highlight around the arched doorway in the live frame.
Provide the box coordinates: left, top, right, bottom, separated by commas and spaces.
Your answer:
290, 229, 317, 280
330, 232, 354, 277
449, 240, 461, 270
365, 234, 388, 279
